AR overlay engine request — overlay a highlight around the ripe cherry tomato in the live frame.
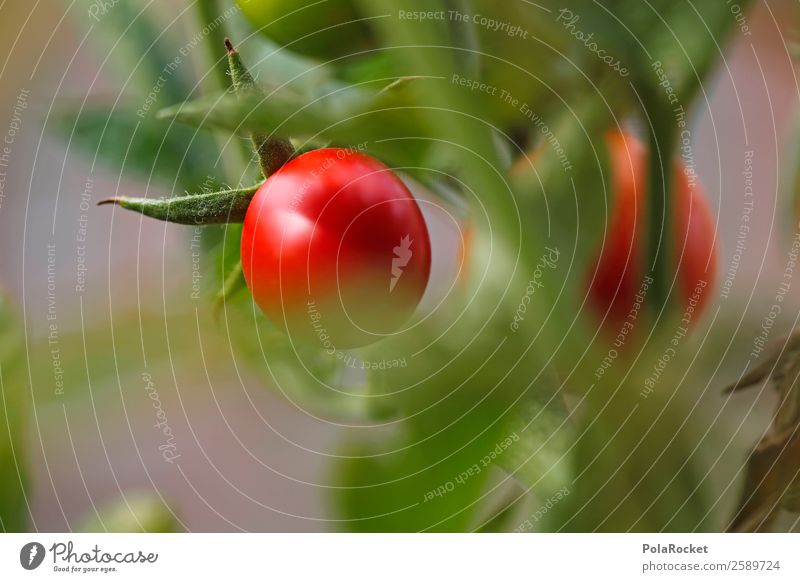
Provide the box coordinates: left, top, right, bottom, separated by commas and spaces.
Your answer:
241, 148, 431, 348
235, 0, 370, 60
587, 130, 718, 328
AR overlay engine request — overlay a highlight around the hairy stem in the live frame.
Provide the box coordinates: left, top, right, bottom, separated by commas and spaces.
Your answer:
225, 38, 295, 177
98, 184, 259, 225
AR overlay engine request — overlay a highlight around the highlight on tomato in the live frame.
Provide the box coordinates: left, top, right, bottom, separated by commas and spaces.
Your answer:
241, 148, 431, 349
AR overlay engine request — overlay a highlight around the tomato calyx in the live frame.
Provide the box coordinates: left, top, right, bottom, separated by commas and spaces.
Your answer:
224, 38, 294, 178
98, 39, 299, 226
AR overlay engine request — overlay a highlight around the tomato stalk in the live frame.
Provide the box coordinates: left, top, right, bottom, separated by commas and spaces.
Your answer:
225, 38, 294, 177
99, 40, 298, 226
196, 0, 229, 90
443, 0, 480, 78
194, 0, 245, 180
645, 109, 676, 314
213, 259, 247, 318
633, 56, 678, 316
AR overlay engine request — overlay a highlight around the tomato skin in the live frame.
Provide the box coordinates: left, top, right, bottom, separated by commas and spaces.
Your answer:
241, 149, 431, 348
235, 0, 369, 59
587, 130, 718, 328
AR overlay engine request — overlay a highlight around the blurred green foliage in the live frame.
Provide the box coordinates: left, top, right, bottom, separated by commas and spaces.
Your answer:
78, 492, 182, 533
51, 0, 762, 532
0, 293, 28, 532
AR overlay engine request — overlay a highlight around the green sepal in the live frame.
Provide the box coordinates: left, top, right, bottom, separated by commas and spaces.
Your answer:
98, 184, 260, 225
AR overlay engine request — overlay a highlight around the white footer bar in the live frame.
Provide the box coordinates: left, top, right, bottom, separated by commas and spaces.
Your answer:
1, 533, 796, 581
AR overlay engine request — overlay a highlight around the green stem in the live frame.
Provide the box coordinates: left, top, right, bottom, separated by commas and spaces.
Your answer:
632, 52, 677, 315
195, 0, 244, 181
196, 0, 230, 91
475, 486, 525, 532
225, 39, 294, 177
443, 0, 480, 78
98, 184, 259, 225
214, 259, 247, 318
645, 103, 676, 313
0, 292, 28, 532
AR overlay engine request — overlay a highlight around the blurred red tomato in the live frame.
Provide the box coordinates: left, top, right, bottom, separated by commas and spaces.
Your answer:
587, 130, 718, 328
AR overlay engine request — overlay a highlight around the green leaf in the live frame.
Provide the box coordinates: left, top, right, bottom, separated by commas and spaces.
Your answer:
331, 261, 576, 530
77, 0, 195, 103
544, 343, 716, 532
53, 105, 222, 192
157, 78, 434, 168
0, 294, 28, 532
560, 0, 753, 102
496, 400, 574, 500
213, 260, 247, 316
332, 345, 569, 531
646, 0, 755, 100
57, 1, 238, 189
333, 421, 513, 532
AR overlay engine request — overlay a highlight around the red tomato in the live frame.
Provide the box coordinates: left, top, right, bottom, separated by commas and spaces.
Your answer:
587, 130, 718, 328
241, 148, 431, 348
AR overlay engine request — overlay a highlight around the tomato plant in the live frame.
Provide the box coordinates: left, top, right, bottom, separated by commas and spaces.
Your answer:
235, 0, 370, 59
81, 0, 788, 535
587, 130, 718, 328
241, 148, 431, 348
